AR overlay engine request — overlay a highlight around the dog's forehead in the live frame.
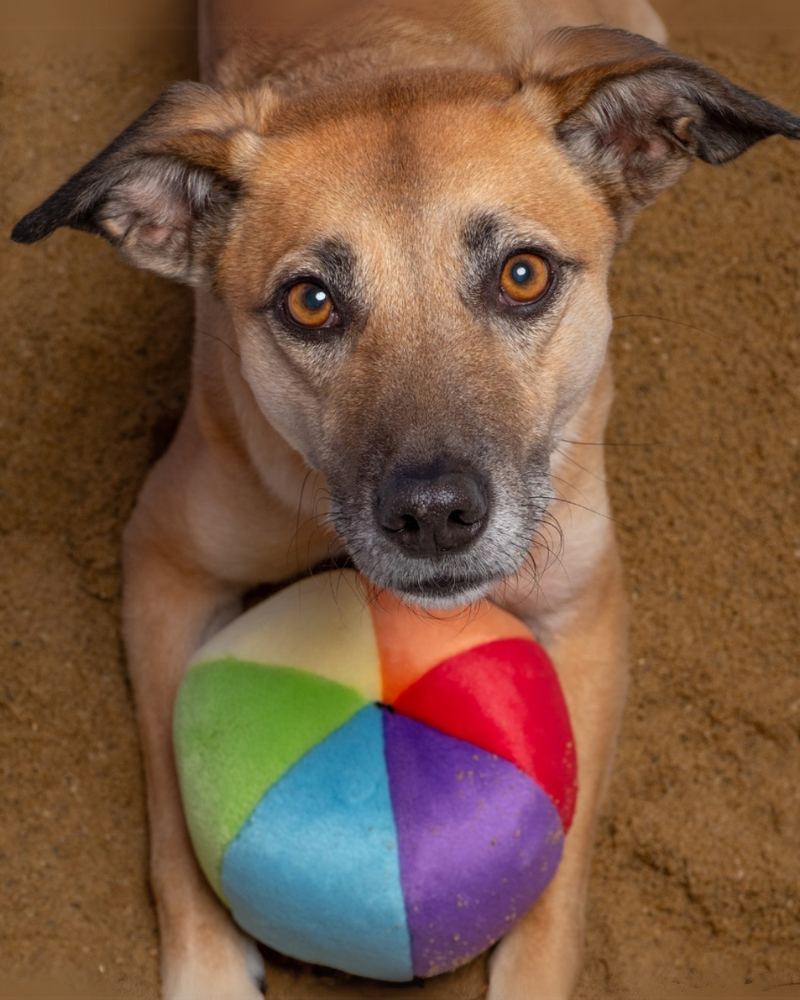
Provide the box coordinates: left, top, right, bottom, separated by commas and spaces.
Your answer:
237, 73, 614, 266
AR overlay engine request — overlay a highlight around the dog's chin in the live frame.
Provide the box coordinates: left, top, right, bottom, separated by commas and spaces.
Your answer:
375, 572, 500, 611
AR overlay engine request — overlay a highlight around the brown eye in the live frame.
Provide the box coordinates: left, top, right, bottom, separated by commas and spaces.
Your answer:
286, 282, 335, 328
500, 253, 552, 305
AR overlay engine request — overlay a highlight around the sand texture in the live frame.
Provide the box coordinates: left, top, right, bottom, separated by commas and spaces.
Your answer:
1, 10, 799, 1000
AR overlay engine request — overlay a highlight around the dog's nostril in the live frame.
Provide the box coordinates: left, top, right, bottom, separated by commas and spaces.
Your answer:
449, 509, 479, 527
381, 511, 421, 534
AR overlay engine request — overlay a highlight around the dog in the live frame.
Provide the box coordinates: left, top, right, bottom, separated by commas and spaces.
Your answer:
11, 1, 800, 997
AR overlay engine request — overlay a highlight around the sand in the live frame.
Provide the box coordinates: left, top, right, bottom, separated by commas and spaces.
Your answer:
1, 6, 798, 999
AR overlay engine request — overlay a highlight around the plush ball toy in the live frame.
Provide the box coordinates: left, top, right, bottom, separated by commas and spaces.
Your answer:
174, 570, 577, 982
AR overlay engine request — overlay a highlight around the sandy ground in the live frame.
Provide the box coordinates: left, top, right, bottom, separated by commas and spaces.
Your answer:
1, 4, 799, 999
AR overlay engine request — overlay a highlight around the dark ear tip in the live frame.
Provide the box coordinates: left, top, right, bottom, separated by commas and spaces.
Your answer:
769, 111, 800, 142
10, 212, 52, 244
10, 219, 30, 243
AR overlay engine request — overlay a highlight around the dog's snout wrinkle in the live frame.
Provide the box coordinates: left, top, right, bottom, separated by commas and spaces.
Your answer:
376, 465, 489, 558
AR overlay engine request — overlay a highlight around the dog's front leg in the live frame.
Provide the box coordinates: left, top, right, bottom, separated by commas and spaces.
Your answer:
121, 410, 295, 1000
489, 539, 629, 1000
124, 552, 264, 999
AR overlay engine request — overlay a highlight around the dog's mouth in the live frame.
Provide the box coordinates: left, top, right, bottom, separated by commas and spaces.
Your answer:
343, 543, 520, 610
389, 570, 502, 609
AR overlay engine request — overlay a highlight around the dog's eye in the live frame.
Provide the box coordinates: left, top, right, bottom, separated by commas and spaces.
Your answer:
499, 254, 552, 305
285, 282, 336, 328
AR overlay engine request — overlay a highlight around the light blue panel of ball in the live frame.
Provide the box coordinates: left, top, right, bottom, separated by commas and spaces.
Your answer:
221, 705, 413, 981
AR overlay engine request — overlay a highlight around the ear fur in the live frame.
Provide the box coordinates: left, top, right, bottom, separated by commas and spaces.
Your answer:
11, 82, 270, 284
531, 27, 800, 214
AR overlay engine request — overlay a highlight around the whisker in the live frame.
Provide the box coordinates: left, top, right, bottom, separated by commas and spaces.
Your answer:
549, 474, 594, 510
524, 492, 624, 528
304, 488, 336, 573
196, 327, 241, 359
613, 311, 723, 344
289, 468, 315, 566
553, 446, 608, 485
560, 439, 656, 448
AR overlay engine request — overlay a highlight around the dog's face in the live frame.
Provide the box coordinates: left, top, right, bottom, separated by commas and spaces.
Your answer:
13, 29, 800, 606
216, 75, 617, 605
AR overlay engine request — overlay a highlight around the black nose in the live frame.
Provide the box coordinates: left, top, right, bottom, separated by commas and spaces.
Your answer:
376, 464, 489, 557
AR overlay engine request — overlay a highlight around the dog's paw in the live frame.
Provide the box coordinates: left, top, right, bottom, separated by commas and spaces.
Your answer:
163, 933, 265, 1000
487, 923, 581, 1000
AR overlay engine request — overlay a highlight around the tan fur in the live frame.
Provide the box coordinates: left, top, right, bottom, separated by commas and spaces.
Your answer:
14, 0, 798, 997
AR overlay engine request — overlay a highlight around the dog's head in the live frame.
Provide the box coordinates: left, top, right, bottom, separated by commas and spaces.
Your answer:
13, 27, 799, 607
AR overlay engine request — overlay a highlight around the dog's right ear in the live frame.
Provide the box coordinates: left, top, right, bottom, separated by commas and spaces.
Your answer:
528, 27, 800, 219
11, 82, 272, 285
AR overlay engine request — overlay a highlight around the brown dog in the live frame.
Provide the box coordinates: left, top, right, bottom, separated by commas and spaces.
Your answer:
12, 1, 800, 997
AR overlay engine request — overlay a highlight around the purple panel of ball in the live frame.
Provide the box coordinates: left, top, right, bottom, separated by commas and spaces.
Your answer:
220, 705, 413, 982
383, 711, 564, 979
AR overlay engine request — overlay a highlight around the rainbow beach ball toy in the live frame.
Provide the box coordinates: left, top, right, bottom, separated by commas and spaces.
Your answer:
174, 570, 577, 981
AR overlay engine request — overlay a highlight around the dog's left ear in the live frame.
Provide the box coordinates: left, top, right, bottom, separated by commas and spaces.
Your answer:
11, 82, 271, 284
531, 26, 800, 214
